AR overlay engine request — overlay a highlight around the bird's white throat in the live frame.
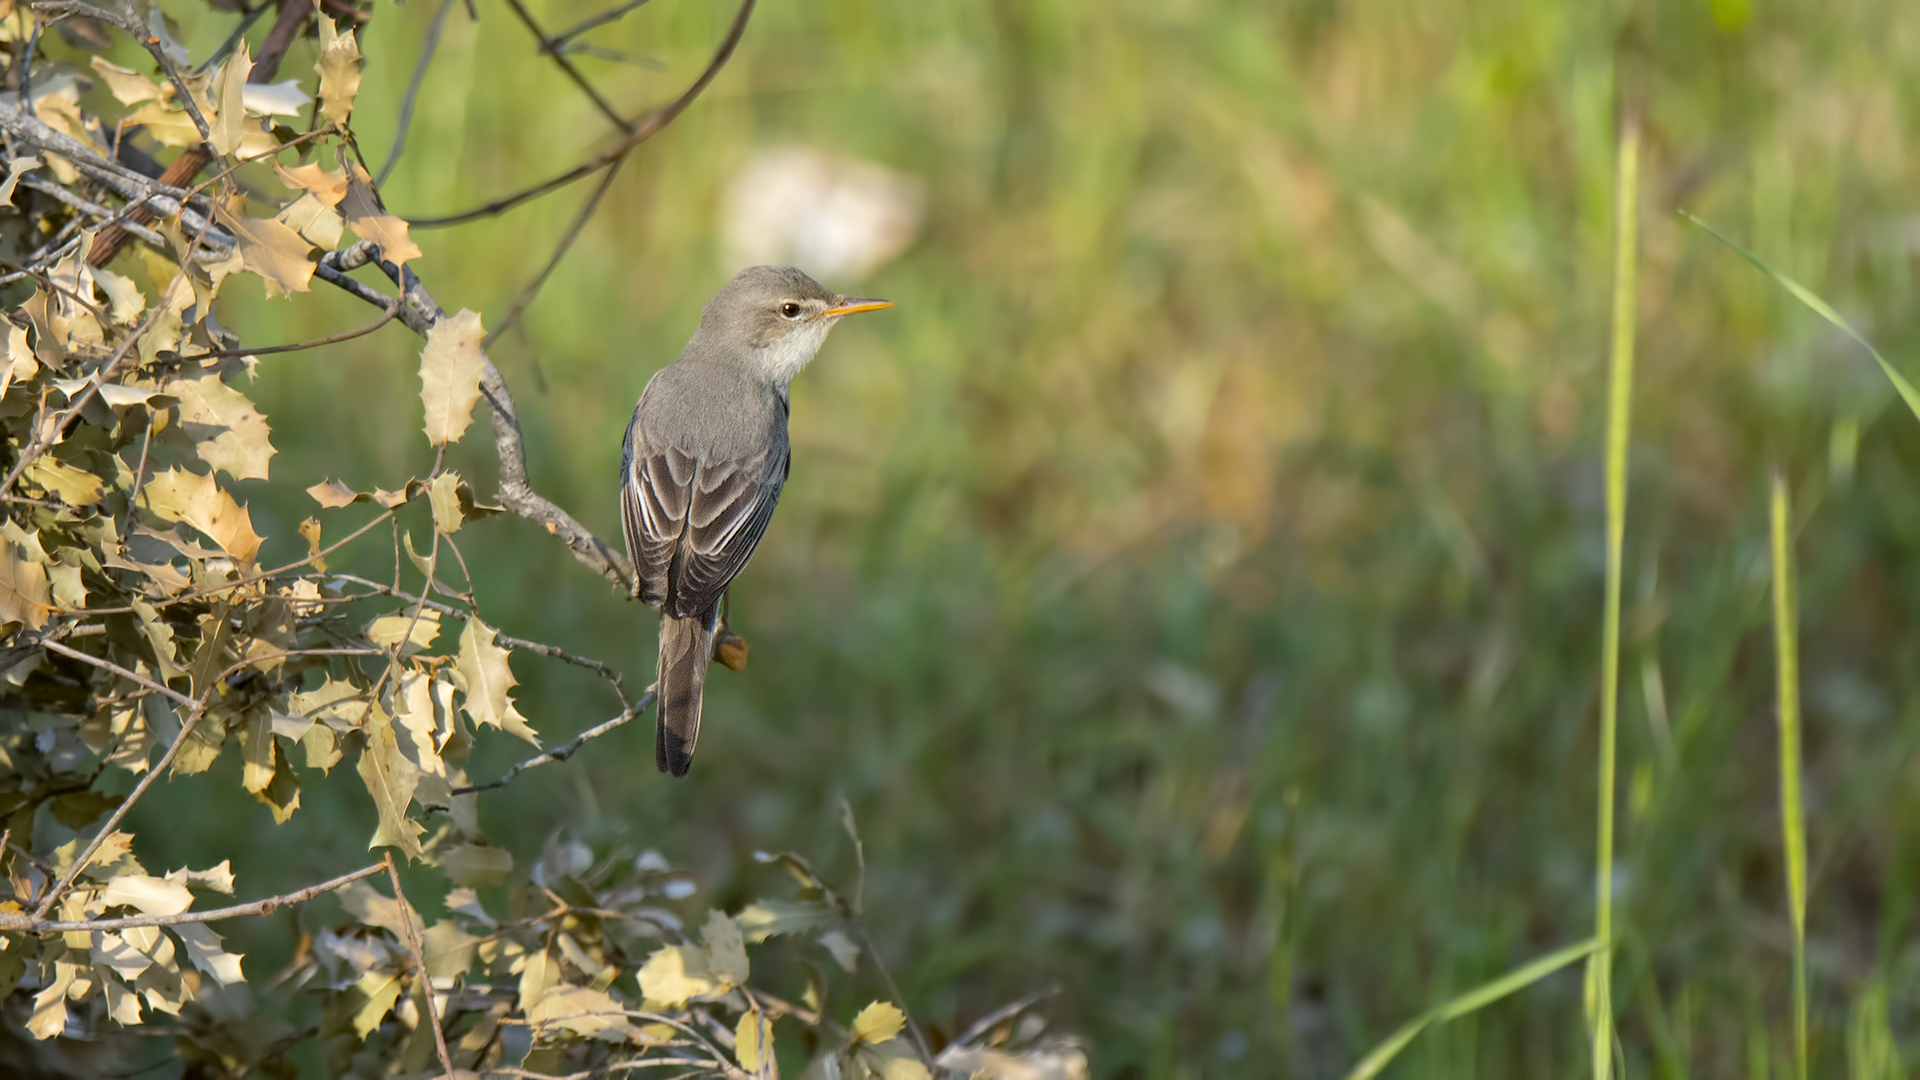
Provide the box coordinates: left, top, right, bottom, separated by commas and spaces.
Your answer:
758, 317, 837, 385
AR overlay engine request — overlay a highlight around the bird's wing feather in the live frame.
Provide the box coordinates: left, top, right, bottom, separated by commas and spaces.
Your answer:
673, 446, 787, 616
622, 436, 698, 608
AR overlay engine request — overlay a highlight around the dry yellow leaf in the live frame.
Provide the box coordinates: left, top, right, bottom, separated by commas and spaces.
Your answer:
215, 206, 315, 298
736, 1010, 774, 1073
275, 162, 349, 208
169, 366, 276, 480
852, 1001, 906, 1046
88, 56, 160, 104
0, 541, 49, 629
208, 40, 252, 157
140, 467, 264, 562
418, 310, 487, 446
276, 193, 345, 250
341, 168, 422, 267
454, 618, 539, 745
315, 14, 362, 126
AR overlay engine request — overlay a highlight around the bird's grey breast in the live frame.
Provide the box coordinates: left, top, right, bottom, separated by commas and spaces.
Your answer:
635, 357, 788, 461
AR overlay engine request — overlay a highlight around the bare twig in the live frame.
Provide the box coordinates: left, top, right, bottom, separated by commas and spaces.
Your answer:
36, 634, 199, 712
408, 0, 755, 228
187, 300, 404, 359
0, 862, 384, 933
16, 178, 171, 251
385, 853, 457, 1080
550, 0, 655, 49
453, 695, 653, 795
485, 151, 630, 348
500, 0, 634, 135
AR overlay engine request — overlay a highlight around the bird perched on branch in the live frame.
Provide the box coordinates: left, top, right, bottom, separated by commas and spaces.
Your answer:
620, 266, 892, 776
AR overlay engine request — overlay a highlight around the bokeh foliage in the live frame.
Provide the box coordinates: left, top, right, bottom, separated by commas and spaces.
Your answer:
8, 0, 1920, 1076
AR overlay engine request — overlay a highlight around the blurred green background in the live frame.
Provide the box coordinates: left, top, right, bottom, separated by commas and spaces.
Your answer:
118, 0, 1920, 1074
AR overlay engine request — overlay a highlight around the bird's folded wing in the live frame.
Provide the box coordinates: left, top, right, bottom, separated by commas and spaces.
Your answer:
675, 446, 787, 615
622, 442, 696, 607
623, 440, 786, 618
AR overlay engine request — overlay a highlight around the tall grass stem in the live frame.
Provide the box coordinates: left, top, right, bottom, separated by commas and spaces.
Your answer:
1770, 472, 1809, 1080
1589, 110, 1641, 1080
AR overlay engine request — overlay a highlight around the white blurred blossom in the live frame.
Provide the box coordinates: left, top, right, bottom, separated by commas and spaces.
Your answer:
722, 146, 924, 281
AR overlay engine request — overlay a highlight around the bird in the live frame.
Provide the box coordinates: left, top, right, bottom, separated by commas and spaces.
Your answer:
620, 265, 892, 776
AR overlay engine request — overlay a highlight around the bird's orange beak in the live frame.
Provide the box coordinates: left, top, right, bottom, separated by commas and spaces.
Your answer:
817, 297, 893, 319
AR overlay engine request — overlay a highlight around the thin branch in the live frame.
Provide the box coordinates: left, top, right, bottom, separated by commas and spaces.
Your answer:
500, 0, 634, 135
0, 102, 231, 246
385, 853, 458, 1080
407, 0, 755, 228
187, 300, 403, 359
377, 0, 459, 187
16, 178, 171, 252
855, 921, 934, 1065
484, 150, 630, 348
550, 0, 654, 49
324, 573, 632, 698
36, 637, 198, 710
0, 862, 383, 933
453, 694, 653, 795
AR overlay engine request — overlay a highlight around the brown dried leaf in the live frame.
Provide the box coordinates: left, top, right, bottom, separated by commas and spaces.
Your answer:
214, 206, 315, 298
418, 310, 487, 446
0, 155, 39, 207
428, 471, 463, 533
274, 163, 349, 209
0, 322, 35, 398
275, 193, 344, 250
0, 544, 49, 630
122, 100, 204, 148
88, 57, 160, 104
24, 458, 104, 506
454, 619, 538, 745
140, 467, 264, 563
341, 168, 422, 267
91, 265, 147, 325
315, 14, 363, 126
358, 712, 425, 860
207, 40, 252, 157
169, 366, 276, 480
306, 478, 359, 508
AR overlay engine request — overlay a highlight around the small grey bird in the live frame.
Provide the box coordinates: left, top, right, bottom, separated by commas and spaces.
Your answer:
620, 266, 891, 776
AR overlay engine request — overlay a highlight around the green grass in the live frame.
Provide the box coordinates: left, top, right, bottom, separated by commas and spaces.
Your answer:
1588, 111, 1640, 1080
1771, 471, 1809, 1080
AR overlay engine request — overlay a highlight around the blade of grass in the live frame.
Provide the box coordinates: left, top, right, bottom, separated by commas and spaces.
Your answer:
1770, 471, 1809, 1080
1345, 939, 1602, 1080
1589, 110, 1641, 1080
1683, 211, 1920, 424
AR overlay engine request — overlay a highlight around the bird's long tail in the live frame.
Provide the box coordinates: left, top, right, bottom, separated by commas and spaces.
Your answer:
655, 605, 718, 776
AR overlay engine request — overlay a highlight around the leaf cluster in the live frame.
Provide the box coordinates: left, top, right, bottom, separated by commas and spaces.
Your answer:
0, 0, 1075, 1076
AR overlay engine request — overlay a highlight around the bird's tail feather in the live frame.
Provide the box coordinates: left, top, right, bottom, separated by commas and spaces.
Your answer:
656, 607, 717, 776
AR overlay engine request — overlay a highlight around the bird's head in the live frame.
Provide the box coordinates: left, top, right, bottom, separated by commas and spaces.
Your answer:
698, 265, 891, 383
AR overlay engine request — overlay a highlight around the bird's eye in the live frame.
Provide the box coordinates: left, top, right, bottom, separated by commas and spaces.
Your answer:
779, 302, 803, 319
